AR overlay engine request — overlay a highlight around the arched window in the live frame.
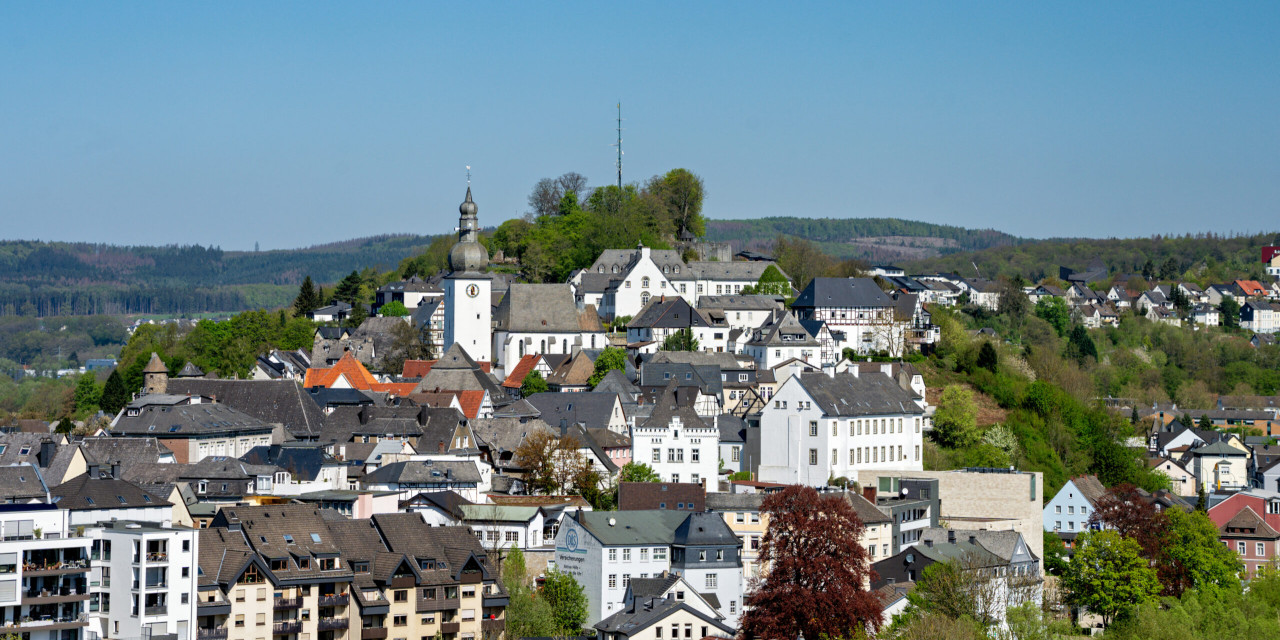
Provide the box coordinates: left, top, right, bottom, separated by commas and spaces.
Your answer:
519, 341, 525, 357
612, 265, 619, 273
598, 266, 604, 273
562, 339, 568, 352
674, 265, 680, 274
540, 339, 546, 353
641, 292, 651, 306
641, 277, 650, 288
591, 335, 597, 348
663, 265, 669, 274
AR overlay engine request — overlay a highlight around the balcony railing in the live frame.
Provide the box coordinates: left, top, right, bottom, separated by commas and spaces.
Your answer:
198, 629, 229, 640
274, 597, 301, 609
147, 552, 169, 562
144, 605, 168, 616
318, 618, 349, 632
318, 594, 348, 607
361, 627, 388, 640
481, 619, 505, 633
272, 621, 302, 635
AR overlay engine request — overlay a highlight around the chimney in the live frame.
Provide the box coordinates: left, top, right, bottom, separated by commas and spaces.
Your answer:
968, 535, 977, 545
640, 245, 651, 260
862, 486, 877, 503
87, 462, 100, 478
437, 441, 446, 453
849, 364, 859, 378
111, 461, 121, 479
37, 438, 55, 468
822, 363, 836, 378
359, 405, 371, 426
947, 529, 956, 544
417, 406, 430, 426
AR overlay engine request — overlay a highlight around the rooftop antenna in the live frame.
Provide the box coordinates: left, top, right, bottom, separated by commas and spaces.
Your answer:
971, 261, 982, 278
613, 102, 624, 190
466, 165, 471, 188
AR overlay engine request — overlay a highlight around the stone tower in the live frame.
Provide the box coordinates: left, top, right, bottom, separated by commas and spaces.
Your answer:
142, 352, 169, 395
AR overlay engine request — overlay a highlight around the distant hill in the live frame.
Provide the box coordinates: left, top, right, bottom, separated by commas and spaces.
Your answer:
704, 217, 1023, 263
902, 232, 1278, 284
0, 235, 440, 317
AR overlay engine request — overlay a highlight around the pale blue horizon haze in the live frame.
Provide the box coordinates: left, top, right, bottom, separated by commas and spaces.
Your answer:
2, 2, 1279, 250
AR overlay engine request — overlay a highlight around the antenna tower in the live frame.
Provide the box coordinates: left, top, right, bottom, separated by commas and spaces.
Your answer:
613, 102, 623, 189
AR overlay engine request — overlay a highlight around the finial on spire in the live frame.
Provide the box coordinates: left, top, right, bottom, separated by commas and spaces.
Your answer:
466, 165, 471, 187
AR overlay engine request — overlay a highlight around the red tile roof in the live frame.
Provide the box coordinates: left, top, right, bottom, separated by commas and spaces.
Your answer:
455, 390, 485, 419
502, 355, 541, 389
304, 352, 415, 397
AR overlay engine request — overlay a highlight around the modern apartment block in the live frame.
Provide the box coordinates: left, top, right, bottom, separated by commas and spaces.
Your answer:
0, 504, 92, 640
88, 521, 199, 640
196, 507, 506, 640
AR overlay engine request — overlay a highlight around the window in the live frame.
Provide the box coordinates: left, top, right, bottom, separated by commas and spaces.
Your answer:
705, 574, 718, 589
1068, 506, 1075, 514
1260, 543, 1268, 557
832, 449, 838, 465
642, 277, 650, 288
656, 628, 662, 639
732, 447, 740, 462
1239, 541, 1248, 555
691, 449, 700, 462
915, 445, 920, 461
750, 513, 760, 523
1056, 506, 1062, 514
622, 548, 631, 562
857, 448, 862, 464
809, 421, 818, 437
736, 512, 745, 523
698, 550, 707, 561
640, 548, 649, 561
809, 449, 818, 465
623, 574, 631, 587
393, 615, 407, 627
608, 549, 617, 562
832, 422, 838, 436
653, 449, 661, 463
654, 548, 667, 561
608, 574, 617, 588
394, 590, 408, 602
235, 615, 245, 628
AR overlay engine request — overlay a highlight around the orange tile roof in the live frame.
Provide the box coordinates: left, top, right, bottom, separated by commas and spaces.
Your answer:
455, 390, 485, 419
404, 390, 485, 419
1237, 280, 1268, 296
402, 360, 435, 378
502, 355, 541, 388
304, 352, 415, 397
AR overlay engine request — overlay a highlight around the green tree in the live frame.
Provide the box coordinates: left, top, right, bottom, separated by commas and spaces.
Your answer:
1066, 324, 1098, 364
293, 275, 321, 316
520, 371, 549, 396
661, 328, 699, 352
588, 347, 627, 387
1160, 507, 1242, 596
378, 300, 409, 317
752, 264, 792, 297
502, 547, 556, 638
540, 569, 588, 635
648, 168, 706, 238
344, 303, 368, 330
73, 373, 101, 416
1042, 531, 1069, 576
1219, 296, 1241, 329
618, 462, 661, 483
1034, 297, 1071, 337
1062, 530, 1161, 626
333, 271, 363, 305
932, 385, 980, 449
976, 341, 998, 373
100, 369, 129, 416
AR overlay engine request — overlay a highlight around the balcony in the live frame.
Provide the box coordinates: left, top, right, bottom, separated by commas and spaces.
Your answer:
275, 597, 301, 609
319, 594, 349, 607
198, 629, 229, 640
147, 552, 169, 563
361, 627, 388, 640
318, 617, 349, 632
273, 621, 303, 635
22, 588, 90, 604
440, 622, 460, 634
23, 560, 89, 576
145, 604, 168, 616
481, 619, 505, 633
5, 613, 90, 632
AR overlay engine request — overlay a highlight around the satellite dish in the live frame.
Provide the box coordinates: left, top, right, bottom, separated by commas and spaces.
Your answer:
900, 488, 908, 496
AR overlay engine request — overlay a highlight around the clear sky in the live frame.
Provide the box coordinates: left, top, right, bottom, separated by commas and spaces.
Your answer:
2, 2, 1278, 250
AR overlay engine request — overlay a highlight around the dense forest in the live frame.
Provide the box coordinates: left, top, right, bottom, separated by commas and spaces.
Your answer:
0, 235, 439, 317
705, 217, 1023, 262
904, 232, 1278, 284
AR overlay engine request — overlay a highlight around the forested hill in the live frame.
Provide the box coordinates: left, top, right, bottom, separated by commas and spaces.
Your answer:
704, 217, 1023, 262
902, 232, 1279, 284
0, 235, 439, 317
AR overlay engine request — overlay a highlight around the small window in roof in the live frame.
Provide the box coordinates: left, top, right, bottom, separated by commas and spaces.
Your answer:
148, 426, 155, 431
85, 496, 95, 505
143, 495, 152, 502
117, 496, 127, 504
311, 533, 321, 543
0, 445, 6, 454
19, 446, 31, 455
283, 535, 294, 544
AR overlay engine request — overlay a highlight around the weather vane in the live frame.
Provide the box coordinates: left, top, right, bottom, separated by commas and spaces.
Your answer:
466, 165, 471, 187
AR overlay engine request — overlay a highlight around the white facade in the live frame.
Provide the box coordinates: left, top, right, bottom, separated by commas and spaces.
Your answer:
1042, 479, 1098, 535
90, 524, 199, 640
494, 329, 606, 373
0, 506, 92, 640
443, 275, 492, 363
632, 415, 721, 492
757, 374, 924, 486
601, 249, 684, 320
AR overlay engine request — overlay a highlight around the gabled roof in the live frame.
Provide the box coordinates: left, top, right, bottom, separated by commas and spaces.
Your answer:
363, 460, 483, 485
1193, 440, 1248, 457
746, 310, 819, 347
164, 379, 326, 439
525, 392, 621, 431
1221, 506, 1280, 539
1070, 475, 1108, 505
639, 383, 711, 433
494, 284, 604, 333
787, 370, 924, 418
241, 444, 336, 482
501, 355, 542, 389
51, 474, 171, 510
792, 277, 894, 309
595, 596, 734, 636
629, 296, 714, 329
593, 368, 640, 398
0, 463, 50, 500
111, 401, 275, 437
546, 352, 596, 388
143, 352, 169, 374
411, 344, 507, 402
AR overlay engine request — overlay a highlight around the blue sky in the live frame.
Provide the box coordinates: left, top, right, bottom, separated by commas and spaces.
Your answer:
2, 2, 1278, 249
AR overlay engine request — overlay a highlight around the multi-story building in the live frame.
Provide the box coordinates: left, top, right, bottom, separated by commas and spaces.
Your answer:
757, 369, 926, 486
790, 278, 898, 356
553, 510, 743, 628
197, 507, 506, 640
740, 312, 821, 370
89, 521, 200, 640
631, 385, 720, 491
111, 396, 279, 465
491, 284, 608, 373
0, 503, 91, 640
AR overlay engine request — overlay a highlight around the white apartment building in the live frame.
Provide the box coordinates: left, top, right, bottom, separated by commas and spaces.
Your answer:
89, 522, 199, 640
631, 386, 720, 492
758, 369, 926, 486
0, 504, 92, 640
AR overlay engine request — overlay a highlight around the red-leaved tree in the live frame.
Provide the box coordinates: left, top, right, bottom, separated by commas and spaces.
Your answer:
741, 485, 883, 639
1088, 483, 1169, 560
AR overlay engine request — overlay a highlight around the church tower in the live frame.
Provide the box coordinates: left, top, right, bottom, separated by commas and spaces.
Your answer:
442, 186, 493, 362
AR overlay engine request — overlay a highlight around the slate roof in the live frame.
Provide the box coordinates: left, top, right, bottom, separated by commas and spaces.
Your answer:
919, 528, 1035, 563
80, 436, 174, 467
1071, 475, 1109, 505
593, 368, 640, 398
686, 260, 787, 283
164, 379, 325, 439
469, 417, 554, 470
627, 573, 682, 600
111, 401, 275, 437
629, 297, 715, 329
619, 483, 706, 511
494, 284, 604, 333
176, 362, 206, 377
349, 317, 412, 361
573, 510, 695, 546
639, 363, 724, 398
0, 463, 50, 500
363, 460, 483, 485
51, 474, 171, 510
240, 444, 335, 482
546, 352, 596, 389
789, 370, 924, 417
695, 295, 783, 311
525, 392, 621, 431
411, 344, 508, 402
595, 596, 734, 636
639, 383, 712, 432
404, 491, 474, 519
143, 352, 169, 373
588, 248, 686, 275
458, 504, 542, 523
320, 405, 460, 444
0, 434, 78, 484
1194, 440, 1248, 457
792, 277, 894, 310
746, 311, 819, 347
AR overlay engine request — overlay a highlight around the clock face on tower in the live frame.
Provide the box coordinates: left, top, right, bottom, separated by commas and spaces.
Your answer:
465, 284, 480, 298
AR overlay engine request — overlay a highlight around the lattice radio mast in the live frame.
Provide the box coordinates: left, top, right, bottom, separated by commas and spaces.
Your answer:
612, 102, 624, 189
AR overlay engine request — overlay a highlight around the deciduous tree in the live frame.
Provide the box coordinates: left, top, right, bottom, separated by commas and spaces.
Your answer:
540, 569, 588, 635
741, 485, 883, 639
660, 328, 698, 352
932, 385, 980, 449
618, 462, 661, 483
514, 430, 591, 495
520, 371, 548, 396
1062, 530, 1160, 626
588, 347, 627, 387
